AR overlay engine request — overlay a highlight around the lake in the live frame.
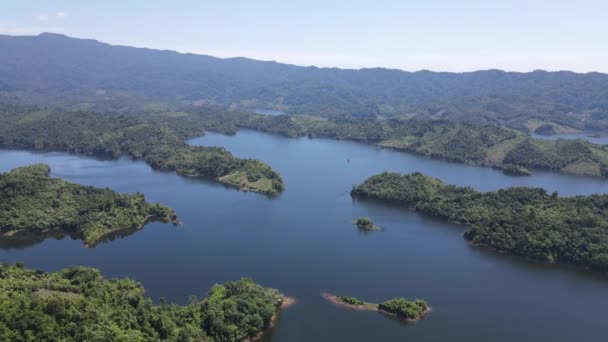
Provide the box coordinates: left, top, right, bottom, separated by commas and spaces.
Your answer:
1, 130, 607, 341
254, 109, 285, 116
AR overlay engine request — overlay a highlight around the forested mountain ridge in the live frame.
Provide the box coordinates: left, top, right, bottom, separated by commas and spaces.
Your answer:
2, 33, 608, 131
0, 164, 176, 246
351, 172, 608, 271
0, 105, 284, 194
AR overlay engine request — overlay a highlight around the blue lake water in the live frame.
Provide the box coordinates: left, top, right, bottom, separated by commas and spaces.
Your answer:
1, 130, 607, 341
253, 109, 285, 116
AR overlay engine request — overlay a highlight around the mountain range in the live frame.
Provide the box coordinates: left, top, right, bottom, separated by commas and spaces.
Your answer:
1, 33, 608, 132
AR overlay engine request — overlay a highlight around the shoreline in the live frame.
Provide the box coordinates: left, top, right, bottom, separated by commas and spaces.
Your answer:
321, 293, 377, 311
249, 296, 296, 341
321, 293, 430, 322
85, 214, 180, 248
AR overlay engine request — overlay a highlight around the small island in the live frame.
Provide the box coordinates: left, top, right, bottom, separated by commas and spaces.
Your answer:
378, 297, 430, 321
322, 293, 430, 322
0, 164, 179, 246
354, 217, 380, 231
493, 163, 531, 176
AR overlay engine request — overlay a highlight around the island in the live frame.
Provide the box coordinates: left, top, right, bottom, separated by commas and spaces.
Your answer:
354, 217, 380, 231
0, 108, 284, 195
492, 163, 532, 176
351, 172, 608, 271
322, 293, 430, 321
0, 262, 293, 341
0, 164, 179, 246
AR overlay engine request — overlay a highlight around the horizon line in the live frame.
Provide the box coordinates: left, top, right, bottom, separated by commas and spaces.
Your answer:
4, 32, 607, 75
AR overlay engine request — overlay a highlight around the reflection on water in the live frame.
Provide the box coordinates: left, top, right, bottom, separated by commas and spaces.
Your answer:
1, 130, 608, 342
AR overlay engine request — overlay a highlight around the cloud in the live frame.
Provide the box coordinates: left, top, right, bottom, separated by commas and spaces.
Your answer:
36, 14, 49, 22
56, 12, 66, 20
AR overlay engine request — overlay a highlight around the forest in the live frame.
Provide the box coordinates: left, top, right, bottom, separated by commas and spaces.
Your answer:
0, 164, 175, 246
0, 105, 284, 195
0, 262, 285, 341
3, 33, 608, 132
378, 298, 429, 320
351, 172, 608, 270
190, 107, 608, 178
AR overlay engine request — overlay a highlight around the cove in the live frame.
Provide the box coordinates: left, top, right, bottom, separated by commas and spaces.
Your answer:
1, 130, 607, 342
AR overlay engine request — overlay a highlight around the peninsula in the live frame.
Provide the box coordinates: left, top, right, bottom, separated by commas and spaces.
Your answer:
0, 164, 178, 246
192, 107, 608, 178
351, 172, 608, 271
0, 107, 284, 195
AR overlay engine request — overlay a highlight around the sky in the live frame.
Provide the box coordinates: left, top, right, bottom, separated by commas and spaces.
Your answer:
1, 0, 607, 72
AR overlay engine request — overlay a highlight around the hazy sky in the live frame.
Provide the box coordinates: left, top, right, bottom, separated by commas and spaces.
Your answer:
2, 0, 607, 72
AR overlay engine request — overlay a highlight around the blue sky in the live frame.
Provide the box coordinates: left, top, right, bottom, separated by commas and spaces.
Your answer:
2, 0, 607, 72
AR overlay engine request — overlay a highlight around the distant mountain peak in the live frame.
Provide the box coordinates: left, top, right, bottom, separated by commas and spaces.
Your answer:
37, 32, 69, 38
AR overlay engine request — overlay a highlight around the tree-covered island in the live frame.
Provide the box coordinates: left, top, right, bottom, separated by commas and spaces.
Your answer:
354, 217, 380, 231
351, 172, 608, 271
0, 262, 293, 341
0, 164, 178, 246
322, 293, 430, 321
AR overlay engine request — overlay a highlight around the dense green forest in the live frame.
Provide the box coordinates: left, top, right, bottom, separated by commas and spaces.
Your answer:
0, 164, 175, 246
354, 217, 379, 231
0, 262, 286, 341
0, 105, 284, 195
352, 172, 608, 270
378, 298, 429, 320
191, 108, 608, 178
335, 296, 366, 306
2, 33, 608, 132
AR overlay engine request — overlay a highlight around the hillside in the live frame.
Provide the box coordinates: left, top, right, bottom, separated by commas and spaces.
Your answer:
2, 33, 608, 131
191, 108, 608, 178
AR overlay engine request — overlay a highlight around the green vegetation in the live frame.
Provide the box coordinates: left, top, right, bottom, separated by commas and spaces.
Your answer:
192, 108, 608, 178
0, 164, 176, 246
354, 217, 379, 231
0, 262, 286, 341
352, 172, 608, 270
3, 33, 608, 132
492, 164, 531, 176
324, 293, 429, 320
378, 298, 429, 320
336, 296, 365, 306
0, 107, 284, 195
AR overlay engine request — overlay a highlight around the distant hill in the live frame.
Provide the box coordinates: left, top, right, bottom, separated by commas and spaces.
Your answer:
2, 33, 608, 131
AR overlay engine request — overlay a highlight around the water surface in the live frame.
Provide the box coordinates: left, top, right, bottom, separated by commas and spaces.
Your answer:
1, 131, 607, 342
254, 109, 285, 116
